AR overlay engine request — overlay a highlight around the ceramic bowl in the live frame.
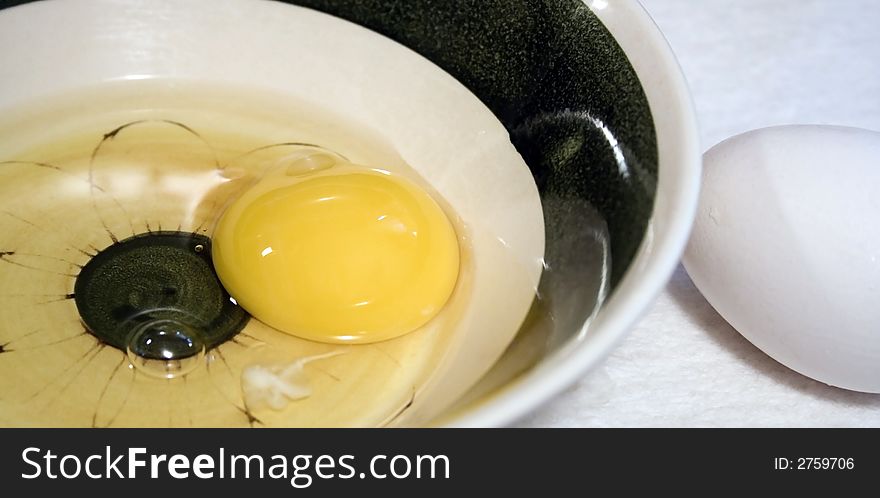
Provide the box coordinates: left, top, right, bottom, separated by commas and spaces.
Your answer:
0, 0, 700, 427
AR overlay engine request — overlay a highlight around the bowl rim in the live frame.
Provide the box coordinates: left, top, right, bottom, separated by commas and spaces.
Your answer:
441, 0, 702, 427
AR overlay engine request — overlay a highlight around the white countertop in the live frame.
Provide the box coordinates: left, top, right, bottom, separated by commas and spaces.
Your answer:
517, 0, 880, 427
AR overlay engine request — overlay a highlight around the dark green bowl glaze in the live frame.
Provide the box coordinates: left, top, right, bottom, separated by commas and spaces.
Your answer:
290, 0, 657, 291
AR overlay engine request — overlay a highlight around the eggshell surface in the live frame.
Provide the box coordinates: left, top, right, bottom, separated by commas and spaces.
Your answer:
684, 125, 880, 393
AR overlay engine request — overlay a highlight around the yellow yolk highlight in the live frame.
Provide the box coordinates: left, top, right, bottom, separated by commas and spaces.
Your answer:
212, 166, 460, 344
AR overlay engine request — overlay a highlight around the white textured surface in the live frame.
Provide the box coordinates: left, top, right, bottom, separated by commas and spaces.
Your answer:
517, 0, 880, 427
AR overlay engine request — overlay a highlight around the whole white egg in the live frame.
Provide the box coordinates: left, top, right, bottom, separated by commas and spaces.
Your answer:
684, 125, 880, 392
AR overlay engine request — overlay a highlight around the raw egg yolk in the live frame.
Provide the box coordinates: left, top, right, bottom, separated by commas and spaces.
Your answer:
212, 166, 460, 344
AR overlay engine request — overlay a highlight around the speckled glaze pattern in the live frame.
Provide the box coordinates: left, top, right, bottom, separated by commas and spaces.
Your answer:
289, 0, 658, 287
74, 231, 249, 353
